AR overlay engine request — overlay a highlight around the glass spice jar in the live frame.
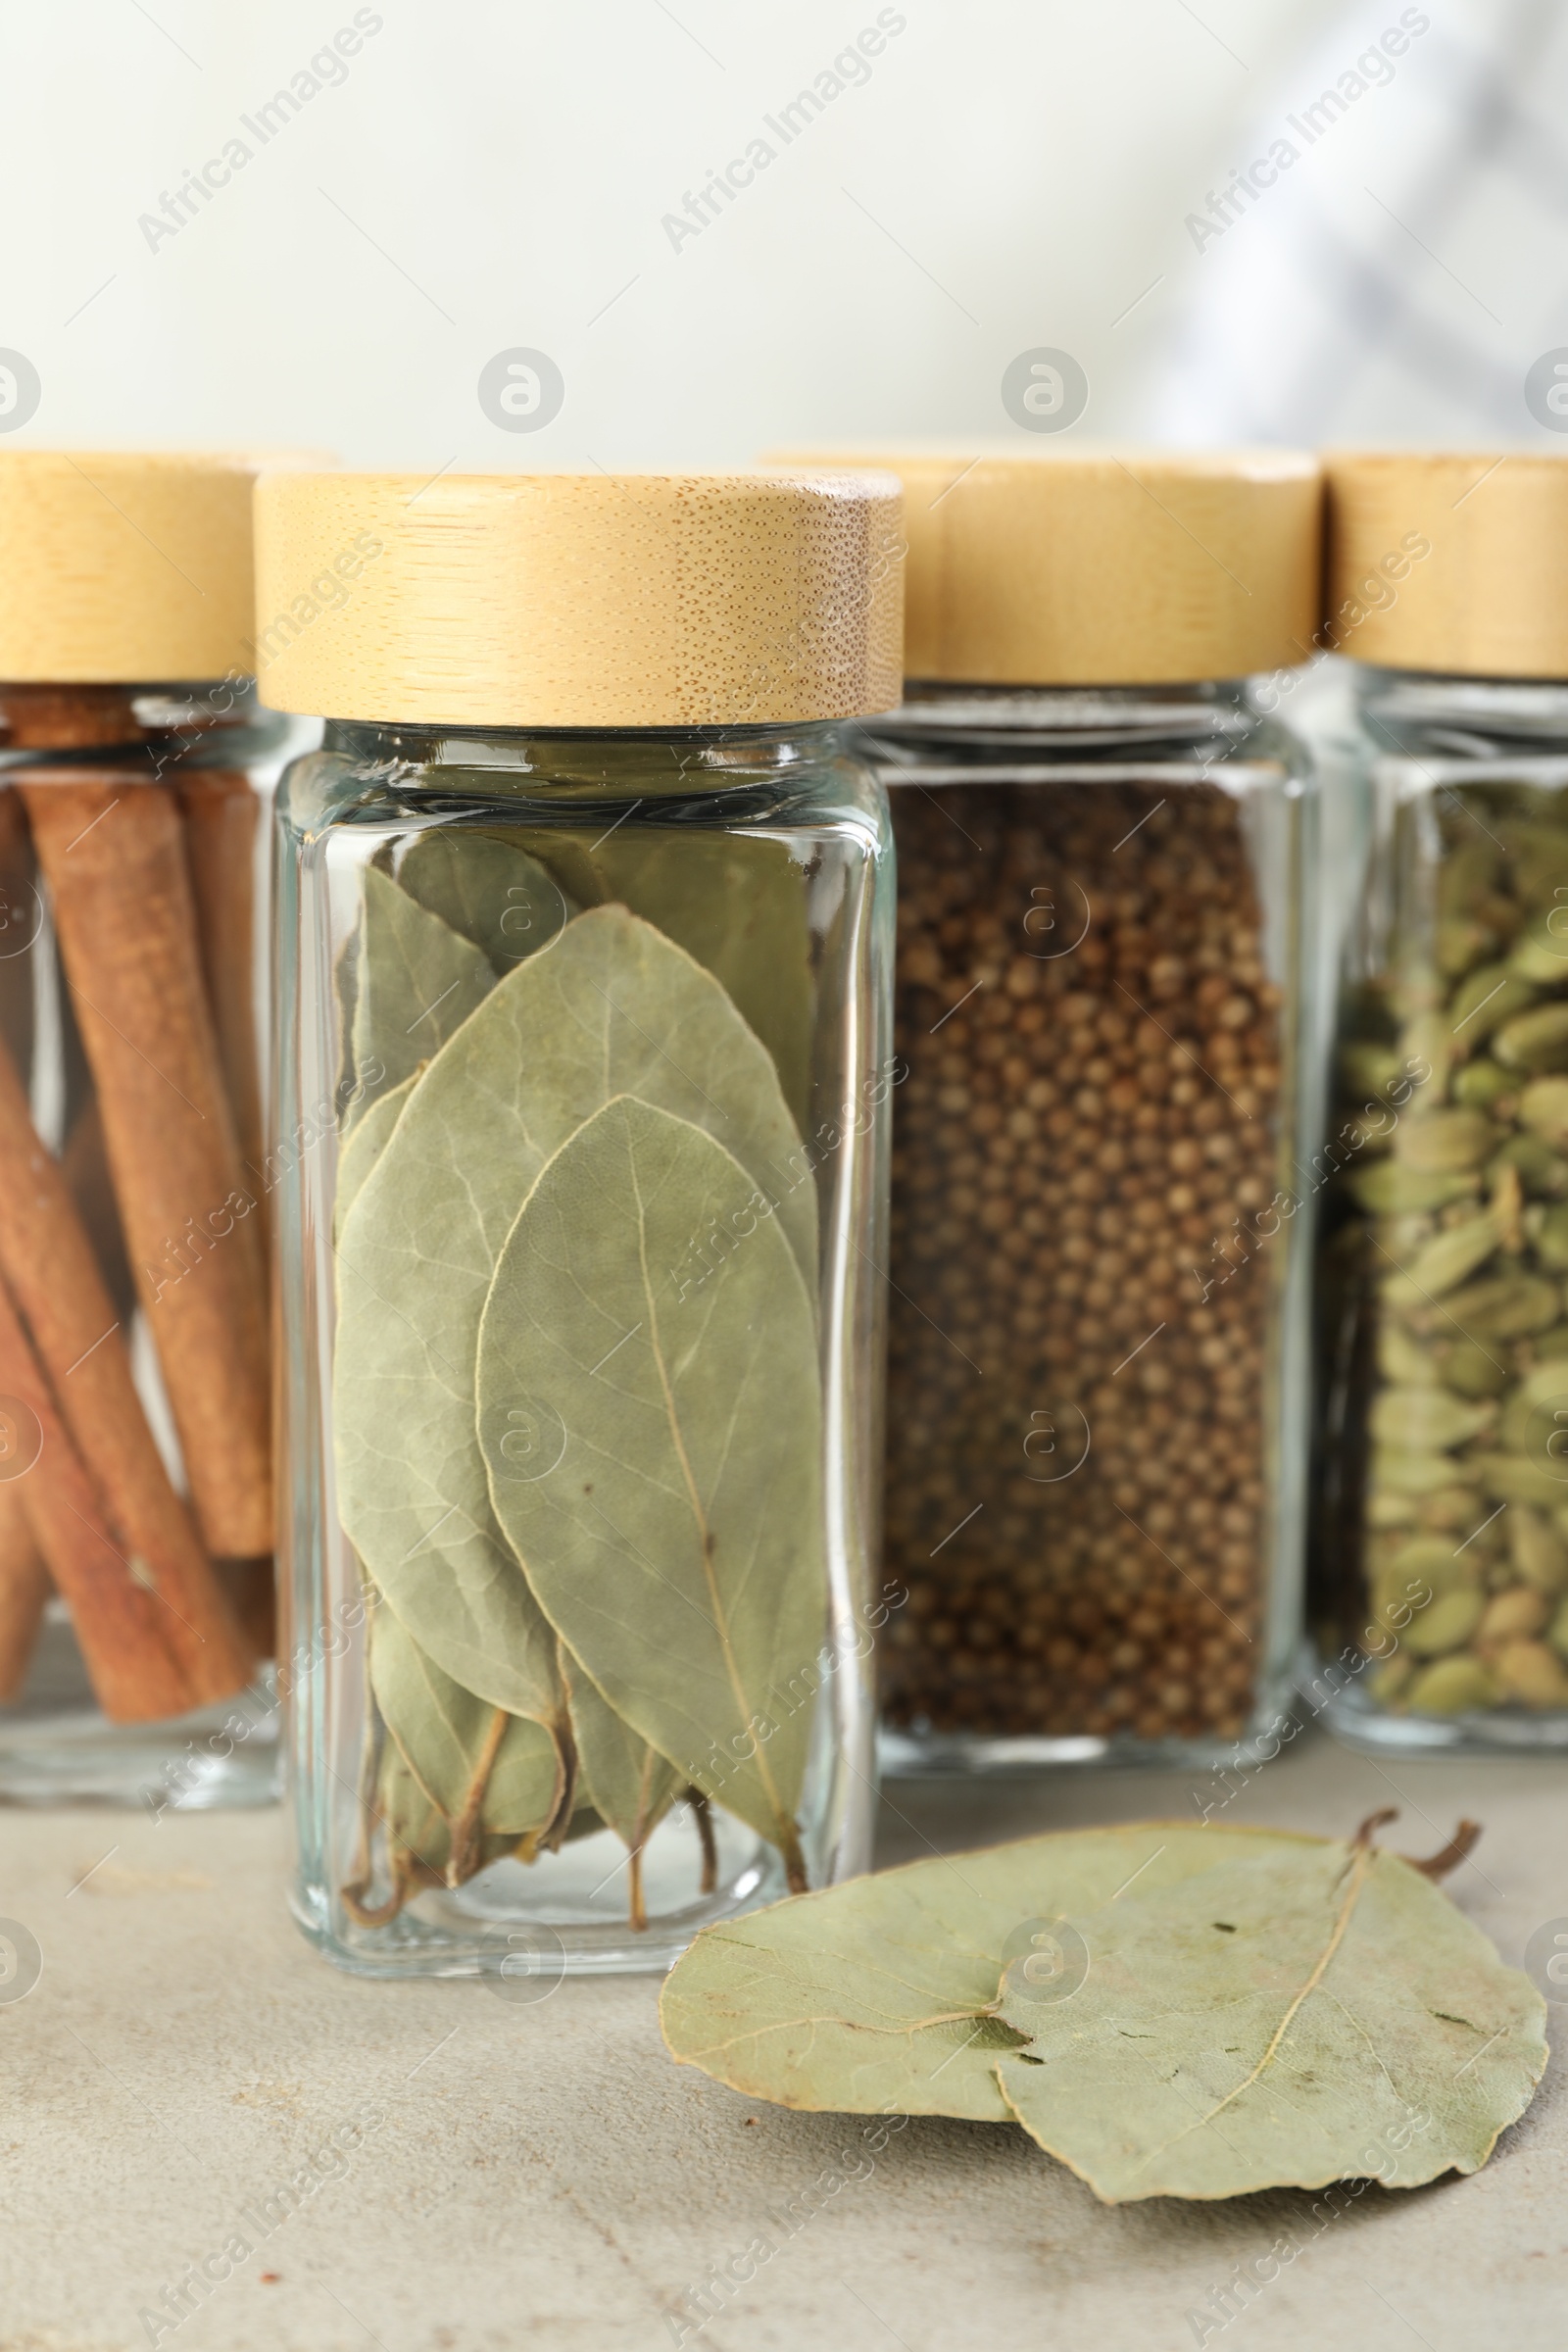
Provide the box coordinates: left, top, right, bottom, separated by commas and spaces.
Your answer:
263, 469, 902, 1975
1314, 451, 1568, 1752
0, 452, 299, 1807
776, 447, 1322, 1768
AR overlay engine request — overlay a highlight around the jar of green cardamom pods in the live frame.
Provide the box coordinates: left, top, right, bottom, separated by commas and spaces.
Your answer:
260, 469, 903, 1975
771, 447, 1322, 1773
1314, 451, 1568, 1752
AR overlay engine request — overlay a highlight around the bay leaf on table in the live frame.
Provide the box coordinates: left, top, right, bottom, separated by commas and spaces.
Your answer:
398, 828, 574, 970
336, 1073, 417, 1232
368, 1589, 564, 1869
995, 1833, 1547, 2203
477, 1094, 824, 1889
540, 828, 816, 1136
662, 1822, 1299, 2121
333, 906, 816, 1726
560, 1641, 679, 1927
347, 866, 495, 1126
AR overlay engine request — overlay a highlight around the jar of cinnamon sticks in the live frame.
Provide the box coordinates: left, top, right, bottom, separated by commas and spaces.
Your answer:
0, 452, 295, 1805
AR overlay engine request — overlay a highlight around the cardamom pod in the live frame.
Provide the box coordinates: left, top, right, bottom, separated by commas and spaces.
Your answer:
1500, 817, 1568, 896
1448, 965, 1537, 1045
1366, 1490, 1420, 1528
1369, 1653, 1415, 1704
1494, 1002, 1568, 1073
1440, 1272, 1559, 1340
1398, 1009, 1453, 1097
1495, 1359, 1568, 1456
1377, 1323, 1442, 1387
1372, 1537, 1479, 1602
1452, 1058, 1516, 1108
1491, 1640, 1568, 1706
1418, 1484, 1494, 1532
1508, 909, 1568, 983
1439, 1339, 1510, 1399
1476, 1587, 1550, 1644
1347, 1163, 1480, 1214
1369, 1388, 1494, 1450
1372, 1447, 1483, 1496
1508, 1505, 1568, 1594
1404, 1656, 1500, 1714
1438, 837, 1501, 916
1437, 917, 1496, 980
1382, 1211, 1501, 1306
1518, 1076, 1568, 1142
1489, 1134, 1568, 1199
1394, 1106, 1494, 1172
1405, 1587, 1487, 1657
1479, 1453, 1568, 1507
1550, 1596, 1568, 1661
1338, 1042, 1404, 1097
1536, 1203, 1568, 1270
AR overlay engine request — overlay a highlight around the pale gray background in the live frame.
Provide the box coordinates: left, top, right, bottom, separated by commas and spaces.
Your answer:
4, 0, 1565, 465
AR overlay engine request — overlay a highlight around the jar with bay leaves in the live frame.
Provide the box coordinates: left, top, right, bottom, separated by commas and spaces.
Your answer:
771, 447, 1323, 1765
262, 469, 903, 1973
1313, 452, 1568, 1752
0, 452, 302, 1807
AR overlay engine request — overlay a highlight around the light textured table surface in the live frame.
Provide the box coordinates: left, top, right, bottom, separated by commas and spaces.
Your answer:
2, 1729, 1564, 2352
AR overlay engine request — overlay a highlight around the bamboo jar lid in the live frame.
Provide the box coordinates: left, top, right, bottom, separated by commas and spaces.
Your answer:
1326, 452, 1568, 676
0, 451, 269, 682
253, 471, 906, 727
765, 446, 1322, 685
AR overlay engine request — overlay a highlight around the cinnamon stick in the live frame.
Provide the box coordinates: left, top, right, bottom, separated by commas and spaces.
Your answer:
219, 1555, 275, 1660
0, 1269, 192, 1722
0, 1481, 50, 1701
21, 778, 272, 1559
0, 1023, 252, 1708
178, 771, 266, 1196
0, 787, 35, 1086
61, 1097, 136, 1323
0, 683, 143, 753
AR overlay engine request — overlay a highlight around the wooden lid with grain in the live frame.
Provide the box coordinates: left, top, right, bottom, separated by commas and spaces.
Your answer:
0, 451, 275, 682
1326, 451, 1568, 676
765, 446, 1322, 685
253, 470, 906, 726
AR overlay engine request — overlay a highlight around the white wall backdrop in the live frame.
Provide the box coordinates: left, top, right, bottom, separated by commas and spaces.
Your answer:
1, 0, 1563, 466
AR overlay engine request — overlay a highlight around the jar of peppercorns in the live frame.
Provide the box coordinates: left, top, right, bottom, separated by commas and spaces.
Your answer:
1314, 451, 1568, 1753
775, 446, 1323, 1766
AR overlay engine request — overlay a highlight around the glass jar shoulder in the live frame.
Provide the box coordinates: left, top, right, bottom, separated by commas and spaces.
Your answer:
276, 724, 889, 857
855, 681, 1311, 793
1355, 668, 1568, 779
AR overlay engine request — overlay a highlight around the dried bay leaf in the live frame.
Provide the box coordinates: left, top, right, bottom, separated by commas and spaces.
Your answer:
348, 866, 495, 1125
661, 1820, 1547, 2179
358, 1747, 527, 1921
477, 1095, 825, 1887
560, 1642, 679, 1930
334, 923, 362, 1106
369, 1591, 564, 1855
333, 906, 816, 1727
540, 828, 816, 1136
398, 828, 574, 970
995, 1834, 1547, 2202
662, 1823, 1298, 2121
336, 1073, 416, 1232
